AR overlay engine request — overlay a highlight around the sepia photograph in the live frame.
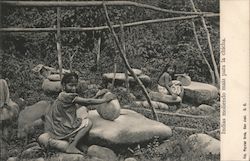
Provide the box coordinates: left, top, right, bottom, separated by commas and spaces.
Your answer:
0, 0, 222, 161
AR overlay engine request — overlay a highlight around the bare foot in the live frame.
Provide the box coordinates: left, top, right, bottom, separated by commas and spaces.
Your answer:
66, 145, 84, 155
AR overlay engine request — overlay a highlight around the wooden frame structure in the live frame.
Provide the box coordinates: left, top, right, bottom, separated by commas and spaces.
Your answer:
0, 1, 220, 121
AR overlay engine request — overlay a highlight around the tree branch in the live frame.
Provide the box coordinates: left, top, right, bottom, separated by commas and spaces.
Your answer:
191, 20, 215, 85
1, 1, 218, 15
0, 13, 219, 32
56, 7, 62, 79
103, 3, 158, 121
190, 0, 220, 86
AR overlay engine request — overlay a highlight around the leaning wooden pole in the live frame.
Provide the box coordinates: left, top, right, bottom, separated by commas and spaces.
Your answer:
191, 20, 215, 85
120, 22, 130, 94
111, 59, 117, 91
96, 36, 101, 71
56, 7, 63, 79
69, 51, 76, 72
103, 4, 158, 121
190, 0, 220, 86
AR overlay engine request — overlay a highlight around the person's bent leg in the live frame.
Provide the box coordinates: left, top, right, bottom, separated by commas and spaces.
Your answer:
38, 133, 70, 152
66, 119, 93, 154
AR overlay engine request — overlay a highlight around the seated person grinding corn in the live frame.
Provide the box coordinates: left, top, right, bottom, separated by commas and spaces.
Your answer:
40, 72, 116, 154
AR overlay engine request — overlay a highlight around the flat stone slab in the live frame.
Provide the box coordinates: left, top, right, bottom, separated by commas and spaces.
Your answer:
102, 73, 151, 86
86, 109, 172, 146
42, 79, 90, 93
149, 91, 182, 104
183, 81, 218, 104
135, 101, 169, 110
128, 68, 142, 76
42, 79, 62, 93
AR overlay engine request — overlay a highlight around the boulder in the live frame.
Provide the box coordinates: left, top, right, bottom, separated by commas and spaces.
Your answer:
88, 158, 106, 161
47, 74, 61, 81
183, 81, 218, 105
87, 145, 117, 161
49, 153, 85, 161
197, 104, 216, 114
176, 74, 191, 86
176, 106, 203, 115
10, 158, 45, 161
124, 158, 137, 161
35, 158, 45, 161
42, 78, 96, 94
128, 68, 142, 76
32, 64, 70, 78
42, 79, 62, 93
0, 138, 8, 159
102, 73, 151, 87
154, 140, 179, 155
96, 92, 121, 121
18, 101, 51, 138
135, 101, 169, 110
7, 157, 19, 161
149, 91, 182, 104
187, 133, 220, 155
207, 129, 220, 140
137, 75, 151, 85
86, 109, 172, 146
21, 145, 44, 159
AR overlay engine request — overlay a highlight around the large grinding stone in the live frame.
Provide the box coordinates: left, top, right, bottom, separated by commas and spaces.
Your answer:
86, 109, 172, 146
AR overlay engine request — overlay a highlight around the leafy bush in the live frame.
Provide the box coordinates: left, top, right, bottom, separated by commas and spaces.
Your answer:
1, 1, 219, 160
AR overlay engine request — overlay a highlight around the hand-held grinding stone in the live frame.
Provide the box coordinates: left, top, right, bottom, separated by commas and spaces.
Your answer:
96, 92, 121, 121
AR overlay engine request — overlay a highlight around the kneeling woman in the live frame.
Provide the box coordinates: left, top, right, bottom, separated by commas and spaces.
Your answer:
158, 64, 184, 99
42, 72, 115, 154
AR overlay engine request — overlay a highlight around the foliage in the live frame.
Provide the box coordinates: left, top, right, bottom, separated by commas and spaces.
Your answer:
1, 0, 220, 92
1, 1, 219, 160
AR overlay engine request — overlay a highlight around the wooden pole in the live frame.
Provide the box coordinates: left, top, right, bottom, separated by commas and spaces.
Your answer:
190, 0, 220, 86
191, 20, 216, 85
0, 13, 219, 32
103, 4, 158, 121
69, 51, 76, 72
201, 17, 220, 85
56, 7, 63, 79
111, 59, 117, 91
139, 108, 210, 119
0, 3, 2, 79
120, 22, 130, 93
96, 37, 101, 71
0, 1, 217, 15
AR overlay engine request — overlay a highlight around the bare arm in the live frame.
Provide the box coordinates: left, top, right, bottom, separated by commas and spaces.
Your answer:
73, 96, 107, 106
73, 93, 116, 106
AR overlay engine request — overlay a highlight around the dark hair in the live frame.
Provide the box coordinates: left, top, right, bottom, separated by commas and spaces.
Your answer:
163, 64, 176, 72
158, 64, 176, 82
61, 72, 78, 85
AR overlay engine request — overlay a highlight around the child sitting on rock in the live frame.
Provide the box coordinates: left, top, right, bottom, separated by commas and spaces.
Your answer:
41, 72, 115, 154
158, 64, 184, 99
